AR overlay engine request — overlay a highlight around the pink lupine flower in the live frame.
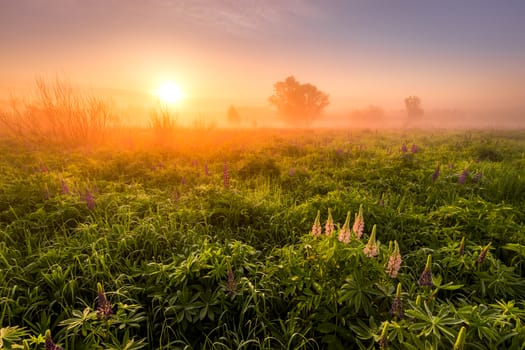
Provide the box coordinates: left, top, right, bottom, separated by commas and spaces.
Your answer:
96, 283, 113, 320
289, 167, 295, 176
226, 267, 237, 296
338, 211, 352, 243
352, 204, 364, 239
311, 210, 322, 237
363, 224, 379, 257
386, 240, 402, 278
325, 208, 334, 237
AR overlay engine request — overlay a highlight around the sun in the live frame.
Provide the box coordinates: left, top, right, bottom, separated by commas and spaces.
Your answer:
156, 81, 184, 104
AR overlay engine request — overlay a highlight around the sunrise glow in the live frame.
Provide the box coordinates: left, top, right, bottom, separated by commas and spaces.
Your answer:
156, 82, 184, 104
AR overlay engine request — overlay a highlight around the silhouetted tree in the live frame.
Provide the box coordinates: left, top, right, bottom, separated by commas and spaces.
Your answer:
404, 96, 424, 121
227, 105, 241, 125
269, 76, 329, 126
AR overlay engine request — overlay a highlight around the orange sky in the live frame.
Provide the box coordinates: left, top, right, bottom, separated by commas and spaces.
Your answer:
1, 1, 524, 126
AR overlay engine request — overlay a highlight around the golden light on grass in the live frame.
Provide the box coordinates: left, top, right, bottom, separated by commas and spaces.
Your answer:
155, 81, 184, 104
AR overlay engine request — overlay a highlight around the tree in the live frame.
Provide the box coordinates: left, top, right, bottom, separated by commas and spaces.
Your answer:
404, 96, 424, 119
226, 105, 241, 126
268, 76, 329, 126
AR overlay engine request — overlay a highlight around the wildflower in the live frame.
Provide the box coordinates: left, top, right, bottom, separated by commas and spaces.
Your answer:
411, 143, 418, 153
432, 164, 440, 182
60, 179, 69, 195
458, 236, 465, 256
325, 208, 334, 237
311, 210, 322, 237
289, 167, 295, 176
352, 204, 364, 239
45, 330, 62, 350
453, 326, 467, 350
401, 143, 408, 153
223, 162, 230, 188
390, 283, 404, 319
40, 163, 49, 173
473, 171, 483, 183
363, 225, 379, 257
449, 162, 454, 169
458, 169, 469, 184
338, 211, 352, 243
477, 242, 491, 264
379, 197, 385, 206
204, 163, 209, 176
418, 255, 433, 287
378, 322, 389, 349
96, 282, 113, 320
226, 267, 237, 296
386, 241, 402, 278
181, 177, 186, 186
83, 189, 95, 210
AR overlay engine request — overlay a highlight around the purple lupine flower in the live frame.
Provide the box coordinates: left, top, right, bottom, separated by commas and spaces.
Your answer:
60, 179, 69, 195
83, 190, 95, 210
226, 267, 237, 296
223, 162, 230, 188
458, 169, 469, 184
390, 283, 404, 319
96, 283, 113, 320
432, 164, 440, 182
352, 204, 365, 239
363, 224, 379, 257
289, 167, 295, 176
418, 255, 433, 287
458, 237, 465, 256
401, 143, 408, 153
45, 330, 62, 350
324, 208, 334, 237
477, 242, 491, 264
311, 210, 322, 237
411, 144, 418, 153
338, 211, 352, 243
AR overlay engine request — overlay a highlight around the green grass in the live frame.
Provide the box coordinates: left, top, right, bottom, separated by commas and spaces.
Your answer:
0, 128, 524, 349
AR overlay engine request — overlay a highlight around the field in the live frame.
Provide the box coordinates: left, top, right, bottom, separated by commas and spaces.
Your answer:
1, 128, 525, 349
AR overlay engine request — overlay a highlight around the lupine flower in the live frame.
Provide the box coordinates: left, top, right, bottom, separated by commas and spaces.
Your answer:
338, 211, 352, 243
401, 143, 408, 153
363, 224, 379, 257
390, 283, 404, 319
379, 197, 385, 206
458, 169, 469, 184
473, 171, 483, 183
411, 143, 418, 153
418, 255, 433, 287
477, 242, 492, 264
386, 241, 402, 278
181, 177, 186, 186
96, 282, 113, 320
223, 162, 230, 188
458, 236, 465, 256
204, 163, 209, 176
453, 326, 467, 350
432, 164, 440, 182
83, 189, 95, 210
352, 204, 365, 239
378, 322, 389, 349
289, 167, 295, 176
311, 210, 322, 237
325, 208, 334, 237
45, 330, 62, 350
226, 267, 237, 296
60, 179, 69, 195
449, 162, 454, 169
40, 163, 49, 173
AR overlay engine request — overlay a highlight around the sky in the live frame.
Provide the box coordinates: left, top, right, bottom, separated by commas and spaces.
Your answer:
1, 0, 524, 125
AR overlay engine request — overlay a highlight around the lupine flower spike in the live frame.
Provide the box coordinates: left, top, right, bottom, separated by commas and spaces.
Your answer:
458, 237, 465, 256
223, 162, 230, 188
418, 255, 433, 287
352, 204, 364, 239
325, 208, 335, 237
226, 267, 237, 296
96, 282, 113, 320
45, 330, 62, 350
432, 164, 440, 182
386, 240, 402, 278
477, 242, 492, 264
363, 224, 379, 257
390, 283, 404, 319
458, 168, 469, 184
453, 326, 467, 350
378, 322, 389, 349
83, 189, 95, 210
311, 210, 322, 237
338, 211, 352, 243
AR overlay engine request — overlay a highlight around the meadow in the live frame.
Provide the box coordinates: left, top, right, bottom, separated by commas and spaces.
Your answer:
1, 127, 525, 349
